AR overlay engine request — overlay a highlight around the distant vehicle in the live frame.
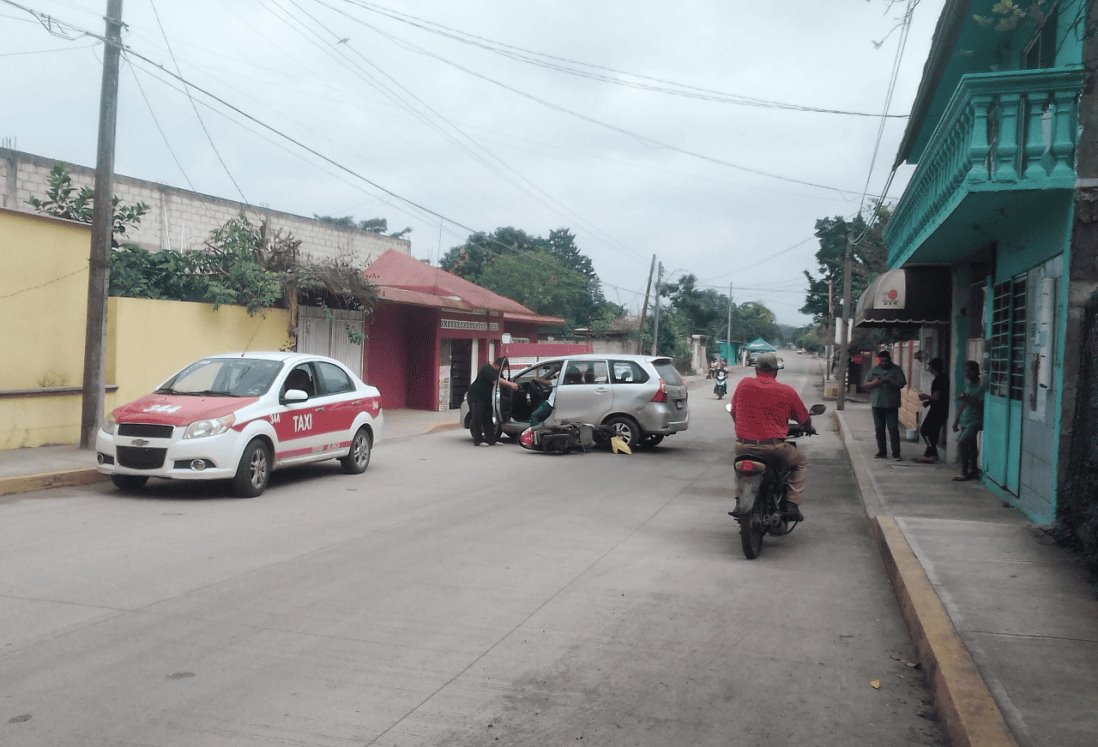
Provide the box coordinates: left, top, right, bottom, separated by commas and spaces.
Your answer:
96, 352, 383, 497
461, 354, 689, 450
742, 353, 786, 371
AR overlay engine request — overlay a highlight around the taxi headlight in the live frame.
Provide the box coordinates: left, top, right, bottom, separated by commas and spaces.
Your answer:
183, 414, 236, 439
101, 412, 118, 436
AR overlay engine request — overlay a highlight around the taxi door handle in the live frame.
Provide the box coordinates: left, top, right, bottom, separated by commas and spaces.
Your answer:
315, 407, 326, 412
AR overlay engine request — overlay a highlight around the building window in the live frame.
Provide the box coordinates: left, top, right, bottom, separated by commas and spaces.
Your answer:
1022, 4, 1060, 70
988, 275, 1027, 400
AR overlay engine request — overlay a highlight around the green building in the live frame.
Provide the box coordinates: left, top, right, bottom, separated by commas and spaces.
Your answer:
863, 0, 1093, 525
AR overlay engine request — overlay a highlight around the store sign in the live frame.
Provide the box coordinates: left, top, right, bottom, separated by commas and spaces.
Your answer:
875, 271, 907, 309
441, 318, 501, 331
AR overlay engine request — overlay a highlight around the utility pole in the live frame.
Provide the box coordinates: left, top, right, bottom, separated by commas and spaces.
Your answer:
836, 232, 854, 411
726, 282, 733, 364
637, 254, 656, 354
825, 277, 834, 381
80, 0, 124, 449
650, 262, 664, 356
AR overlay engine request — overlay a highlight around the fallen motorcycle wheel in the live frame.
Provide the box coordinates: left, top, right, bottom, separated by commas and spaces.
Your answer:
740, 513, 765, 560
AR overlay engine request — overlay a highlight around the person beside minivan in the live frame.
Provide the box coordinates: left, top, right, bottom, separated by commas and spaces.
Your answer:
467, 357, 518, 447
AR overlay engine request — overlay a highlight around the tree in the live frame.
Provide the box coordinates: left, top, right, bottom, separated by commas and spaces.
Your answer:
313, 214, 412, 239
441, 226, 619, 330
800, 206, 891, 323
736, 302, 780, 344
28, 162, 149, 247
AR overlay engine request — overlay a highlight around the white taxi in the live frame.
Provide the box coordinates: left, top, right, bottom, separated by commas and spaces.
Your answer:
96, 352, 383, 497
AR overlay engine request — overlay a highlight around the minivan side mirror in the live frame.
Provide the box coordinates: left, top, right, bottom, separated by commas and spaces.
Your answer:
809, 403, 826, 415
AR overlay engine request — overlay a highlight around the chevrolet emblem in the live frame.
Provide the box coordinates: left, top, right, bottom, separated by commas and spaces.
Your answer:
131, 438, 150, 447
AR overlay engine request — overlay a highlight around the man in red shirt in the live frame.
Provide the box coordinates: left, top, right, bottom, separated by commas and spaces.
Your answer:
730, 352, 815, 521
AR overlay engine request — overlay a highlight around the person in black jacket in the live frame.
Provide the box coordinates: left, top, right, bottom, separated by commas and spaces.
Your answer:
467, 357, 518, 446
914, 358, 949, 463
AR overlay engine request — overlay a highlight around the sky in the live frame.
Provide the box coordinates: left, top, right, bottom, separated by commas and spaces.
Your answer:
0, 0, 946, 325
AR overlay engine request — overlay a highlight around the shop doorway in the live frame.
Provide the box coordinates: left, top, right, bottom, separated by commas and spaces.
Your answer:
449, 339, 472, 409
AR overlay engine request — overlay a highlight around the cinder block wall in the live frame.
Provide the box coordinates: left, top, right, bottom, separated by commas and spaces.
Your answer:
1, 148, 411, 267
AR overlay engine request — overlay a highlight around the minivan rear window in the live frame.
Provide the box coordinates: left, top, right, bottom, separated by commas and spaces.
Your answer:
652, 360, 683, 385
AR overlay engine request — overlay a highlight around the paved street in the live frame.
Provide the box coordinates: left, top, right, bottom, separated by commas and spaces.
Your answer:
1, 357, 942, 746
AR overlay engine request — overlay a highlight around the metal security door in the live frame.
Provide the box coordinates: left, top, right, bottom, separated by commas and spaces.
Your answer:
985, 276, 1026, 494
298, 306, 365, 379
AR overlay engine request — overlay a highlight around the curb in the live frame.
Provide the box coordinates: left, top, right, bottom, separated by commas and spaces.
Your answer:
0, 468, 104, 497
835, 410, 1018, 747
427, 422, 461, 434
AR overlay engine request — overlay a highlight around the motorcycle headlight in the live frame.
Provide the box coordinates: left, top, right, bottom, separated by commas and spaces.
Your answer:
183, 414, 236, 439
101, 412, 118, 436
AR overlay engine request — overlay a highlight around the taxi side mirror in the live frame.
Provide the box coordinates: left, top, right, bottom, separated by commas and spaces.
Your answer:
284, 389, 309, 403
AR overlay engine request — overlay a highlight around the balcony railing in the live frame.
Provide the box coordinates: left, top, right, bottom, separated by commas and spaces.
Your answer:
886, 68, 1083, 267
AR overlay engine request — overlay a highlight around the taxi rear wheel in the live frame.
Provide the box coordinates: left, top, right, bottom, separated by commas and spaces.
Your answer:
233, 439, 271, 498
340, 427, 372, 474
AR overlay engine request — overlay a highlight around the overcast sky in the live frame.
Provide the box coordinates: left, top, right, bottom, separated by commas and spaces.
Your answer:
1, 0, 945, 324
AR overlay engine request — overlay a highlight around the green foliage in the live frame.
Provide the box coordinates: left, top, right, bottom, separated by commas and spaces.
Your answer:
109, 216, 283, 315
974, 0, 1050, 32
801, 207, 891, 323
441, 226, 619, 330
27, 162, 150, 248
313, 214, 411, 239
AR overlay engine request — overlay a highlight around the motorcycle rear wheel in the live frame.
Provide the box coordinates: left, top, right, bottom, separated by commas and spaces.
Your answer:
740, 515, 765, 559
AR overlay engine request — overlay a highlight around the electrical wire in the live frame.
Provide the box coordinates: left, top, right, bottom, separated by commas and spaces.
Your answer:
309, 0, 886, 199
148, 0, 253, 212
333, 0, 910, 119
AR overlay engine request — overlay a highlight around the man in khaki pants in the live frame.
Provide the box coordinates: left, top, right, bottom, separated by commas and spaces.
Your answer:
729, 353, 816, 521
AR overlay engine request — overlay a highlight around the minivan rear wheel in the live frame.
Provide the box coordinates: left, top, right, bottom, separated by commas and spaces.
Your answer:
604, 416, 640, 451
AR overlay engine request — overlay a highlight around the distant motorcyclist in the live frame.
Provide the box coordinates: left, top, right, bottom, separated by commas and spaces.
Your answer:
713, 362, 729, 399
728, 352, 814, 521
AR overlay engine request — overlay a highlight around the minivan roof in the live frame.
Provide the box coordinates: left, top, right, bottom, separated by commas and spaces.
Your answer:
540, 353, 672, 363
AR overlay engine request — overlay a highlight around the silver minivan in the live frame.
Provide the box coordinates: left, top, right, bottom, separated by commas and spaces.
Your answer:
462, 354, 689, 449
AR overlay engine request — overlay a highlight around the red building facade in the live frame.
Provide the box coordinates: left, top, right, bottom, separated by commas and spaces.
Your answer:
362, 251, 570, 411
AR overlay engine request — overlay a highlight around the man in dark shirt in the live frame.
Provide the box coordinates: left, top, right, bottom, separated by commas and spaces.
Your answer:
467, 357, 518, 446
729, 353, 815, 521
915, 357, 949, 463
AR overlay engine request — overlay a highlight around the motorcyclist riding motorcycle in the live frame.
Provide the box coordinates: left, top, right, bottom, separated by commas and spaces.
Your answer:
713, 364, 728, 399
728, 352, 815, 522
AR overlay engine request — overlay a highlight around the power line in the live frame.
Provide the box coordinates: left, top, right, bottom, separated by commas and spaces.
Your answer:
149, 0, 252, 210
272, 0, 649, 268
310, 0, 887, 199
334, 0, 910, 119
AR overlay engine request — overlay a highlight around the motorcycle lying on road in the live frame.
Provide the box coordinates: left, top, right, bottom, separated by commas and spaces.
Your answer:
726, 402, 826, 559
713, 369, 728, 399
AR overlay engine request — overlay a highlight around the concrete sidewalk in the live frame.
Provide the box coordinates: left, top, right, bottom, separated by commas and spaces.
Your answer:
0, 408, 461, 496
837, 401, 1098, 747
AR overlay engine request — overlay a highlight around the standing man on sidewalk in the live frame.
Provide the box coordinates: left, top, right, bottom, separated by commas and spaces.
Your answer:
863, 349, 907, 461
952, 360, 986, 481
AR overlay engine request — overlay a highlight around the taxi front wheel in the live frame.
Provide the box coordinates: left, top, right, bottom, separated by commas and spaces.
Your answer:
233, 439, 271, 498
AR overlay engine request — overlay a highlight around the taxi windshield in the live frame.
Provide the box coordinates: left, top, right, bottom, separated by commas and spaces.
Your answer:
157, 358, 284, 397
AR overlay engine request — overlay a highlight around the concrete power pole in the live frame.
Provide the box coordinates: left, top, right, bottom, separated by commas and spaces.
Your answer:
637, 255, 656, 354
825, 277, 834, 381
726, 282, 733, 363
836, 232, 854, 411
650, 262, 664, 355
80, 0, 124, 449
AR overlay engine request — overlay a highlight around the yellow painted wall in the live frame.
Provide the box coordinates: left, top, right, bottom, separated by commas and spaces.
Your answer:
0, 209, 292, 448
0, 209, 91, 391
109, 297, 291, 406
0, 210, 90, 448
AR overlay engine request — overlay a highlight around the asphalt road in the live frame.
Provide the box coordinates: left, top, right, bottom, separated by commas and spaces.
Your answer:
0, 355, 942, 746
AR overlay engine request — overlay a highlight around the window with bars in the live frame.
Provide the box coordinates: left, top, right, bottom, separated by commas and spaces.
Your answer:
988, 276, 1027, 400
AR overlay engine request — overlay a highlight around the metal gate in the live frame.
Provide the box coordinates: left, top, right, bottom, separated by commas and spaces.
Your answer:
298, 306, 365, 379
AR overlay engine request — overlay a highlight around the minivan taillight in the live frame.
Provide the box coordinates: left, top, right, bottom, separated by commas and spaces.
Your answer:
651, 378, 668, 403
